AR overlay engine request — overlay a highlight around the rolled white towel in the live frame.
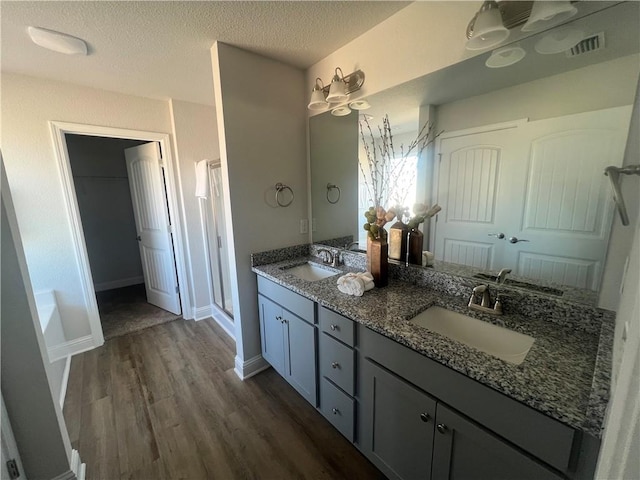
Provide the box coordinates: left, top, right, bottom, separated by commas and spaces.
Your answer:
337, 272, 372, 296
422, 251, 434, 267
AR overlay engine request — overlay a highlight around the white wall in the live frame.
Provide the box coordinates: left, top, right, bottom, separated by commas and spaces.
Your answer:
436, 55, 640, 132
169, 99, 221, 319
1, 73, 173, 340
306, 2, 480, 109
66, 134, 145, 290
599, 75, 640, 314
212, 42, 308, 376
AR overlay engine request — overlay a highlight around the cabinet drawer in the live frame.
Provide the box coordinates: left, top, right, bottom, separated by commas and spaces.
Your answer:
320, 377, 354, 442
257, 276, 315, 323
320, 333, 355, 396
319, 306, 355, 346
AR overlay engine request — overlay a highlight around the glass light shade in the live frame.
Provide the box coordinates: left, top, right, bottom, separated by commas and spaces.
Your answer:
331, 105, 351, 117
485, 45, 526, 68
522, 1, 578, 33
307, 88, 328, 110
349, 99, 371, 110
466, 7, 510, 51
534, 27, 584, 54
326, 78, 348, 103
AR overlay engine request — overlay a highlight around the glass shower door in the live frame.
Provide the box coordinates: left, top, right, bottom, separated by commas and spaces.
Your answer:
206, 164, 233, 318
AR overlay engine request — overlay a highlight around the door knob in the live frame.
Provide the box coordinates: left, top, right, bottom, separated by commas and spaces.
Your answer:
332, 408, 340, 415
420, 413, 430, 423
330, 324, 338, 331
331, 362, 340, 369
488, 233, 505, 239
509, 236, 530, 244
437, 424, 448, 434
136, 235, 142, 241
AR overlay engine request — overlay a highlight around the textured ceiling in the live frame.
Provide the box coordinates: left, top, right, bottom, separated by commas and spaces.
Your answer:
1, 1, 410, 105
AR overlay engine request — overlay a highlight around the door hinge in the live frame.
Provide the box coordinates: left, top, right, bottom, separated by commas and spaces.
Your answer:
175, 285, 179, 294
217, 235, 222, 249
6, 459, 20, 479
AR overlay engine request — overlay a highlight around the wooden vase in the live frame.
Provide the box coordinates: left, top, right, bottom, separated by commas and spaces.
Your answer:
368, 237, 388, 288
407, 228, 423, 266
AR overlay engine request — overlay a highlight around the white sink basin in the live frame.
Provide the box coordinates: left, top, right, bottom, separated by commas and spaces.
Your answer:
282, 262, 341, 282
410, 306, 535, 365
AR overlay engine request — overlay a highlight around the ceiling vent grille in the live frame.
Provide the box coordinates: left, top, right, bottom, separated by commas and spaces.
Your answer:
567, 32, 605, 57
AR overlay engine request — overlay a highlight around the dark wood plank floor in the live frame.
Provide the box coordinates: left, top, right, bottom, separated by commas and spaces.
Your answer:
63, 318, 384, 479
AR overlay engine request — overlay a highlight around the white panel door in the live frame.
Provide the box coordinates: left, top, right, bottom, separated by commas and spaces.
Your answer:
125, 142, 181, 314
504, 106, 632, 290
434, 106, 632, 290
435, 128, 526, 270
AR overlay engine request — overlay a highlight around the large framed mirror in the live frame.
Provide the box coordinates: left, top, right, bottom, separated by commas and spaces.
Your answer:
310, 1, 640, 304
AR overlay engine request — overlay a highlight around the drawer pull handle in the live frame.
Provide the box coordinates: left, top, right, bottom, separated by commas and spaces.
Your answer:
332, 408, 340, 415
420, 413, 430, 423
437, 423, 448, 434
331, 362, 340, 369
330, 324, 338, 331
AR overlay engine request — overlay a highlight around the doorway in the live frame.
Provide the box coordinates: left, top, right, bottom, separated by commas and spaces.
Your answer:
65, 135, 181, 339
50, 121, 188, 348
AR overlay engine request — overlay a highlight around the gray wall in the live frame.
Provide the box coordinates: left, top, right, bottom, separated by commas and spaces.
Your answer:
1, 162, 71, 479
212, 42, 308, 374
66, 134, 146, 291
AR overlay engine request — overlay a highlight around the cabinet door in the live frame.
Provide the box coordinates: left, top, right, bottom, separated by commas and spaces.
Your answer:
361, 359, 437, 480
258, 295, 285, 376
432, 404, 563, 480
283, 311, 317, 406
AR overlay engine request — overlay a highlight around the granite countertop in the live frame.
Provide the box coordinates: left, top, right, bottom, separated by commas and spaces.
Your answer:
252, 256, 614, 438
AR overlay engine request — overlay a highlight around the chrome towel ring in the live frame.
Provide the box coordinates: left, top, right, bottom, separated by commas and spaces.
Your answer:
275, 183, 294, 207
326, 183, 341, 204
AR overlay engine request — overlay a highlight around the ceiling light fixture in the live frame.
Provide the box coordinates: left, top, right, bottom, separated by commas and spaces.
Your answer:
306, 67, 365, 111
27, 26, 88, 55
466, 1, 510, 51
521, 1, 577, 33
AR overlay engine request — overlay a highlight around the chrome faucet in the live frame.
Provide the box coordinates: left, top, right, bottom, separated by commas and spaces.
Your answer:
468, 285, 503, 315
496, 268, 512, 284
344, 241, 360, 251
317, 248, 338, 267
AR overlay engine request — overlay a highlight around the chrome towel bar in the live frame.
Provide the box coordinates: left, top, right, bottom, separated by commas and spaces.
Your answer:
604, 164, 640, 226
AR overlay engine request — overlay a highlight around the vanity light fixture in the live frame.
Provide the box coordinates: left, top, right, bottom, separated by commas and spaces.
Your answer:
466, 1, 510, 51
326, 67, 348, 103
521, 1, 577, 33
308, 78, 329, 110
330, 105, 352, 117
27, 26, 88, 55
306, 67, 365, 111
485, 44, 526, 68
534, 26, 584, 54
348, 99, 371, 110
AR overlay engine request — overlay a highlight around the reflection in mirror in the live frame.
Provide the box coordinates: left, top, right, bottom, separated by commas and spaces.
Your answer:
309, 1, 640, 303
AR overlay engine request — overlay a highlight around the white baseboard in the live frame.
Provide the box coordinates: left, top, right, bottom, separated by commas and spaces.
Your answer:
48, 335, 96, 362
58, 355, 72, 409
234, 354, 270, 380
94, 276, 144, 292
193, 304, 235, 341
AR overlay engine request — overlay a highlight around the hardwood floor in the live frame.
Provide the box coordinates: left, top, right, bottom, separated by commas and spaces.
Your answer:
63, 318, 384, 479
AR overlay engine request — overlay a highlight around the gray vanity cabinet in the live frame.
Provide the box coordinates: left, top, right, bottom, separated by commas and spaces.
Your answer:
257, 277, 317, 406
361, 358, 563, 480
431, 404, 562, 480
361, 359, 437, 480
